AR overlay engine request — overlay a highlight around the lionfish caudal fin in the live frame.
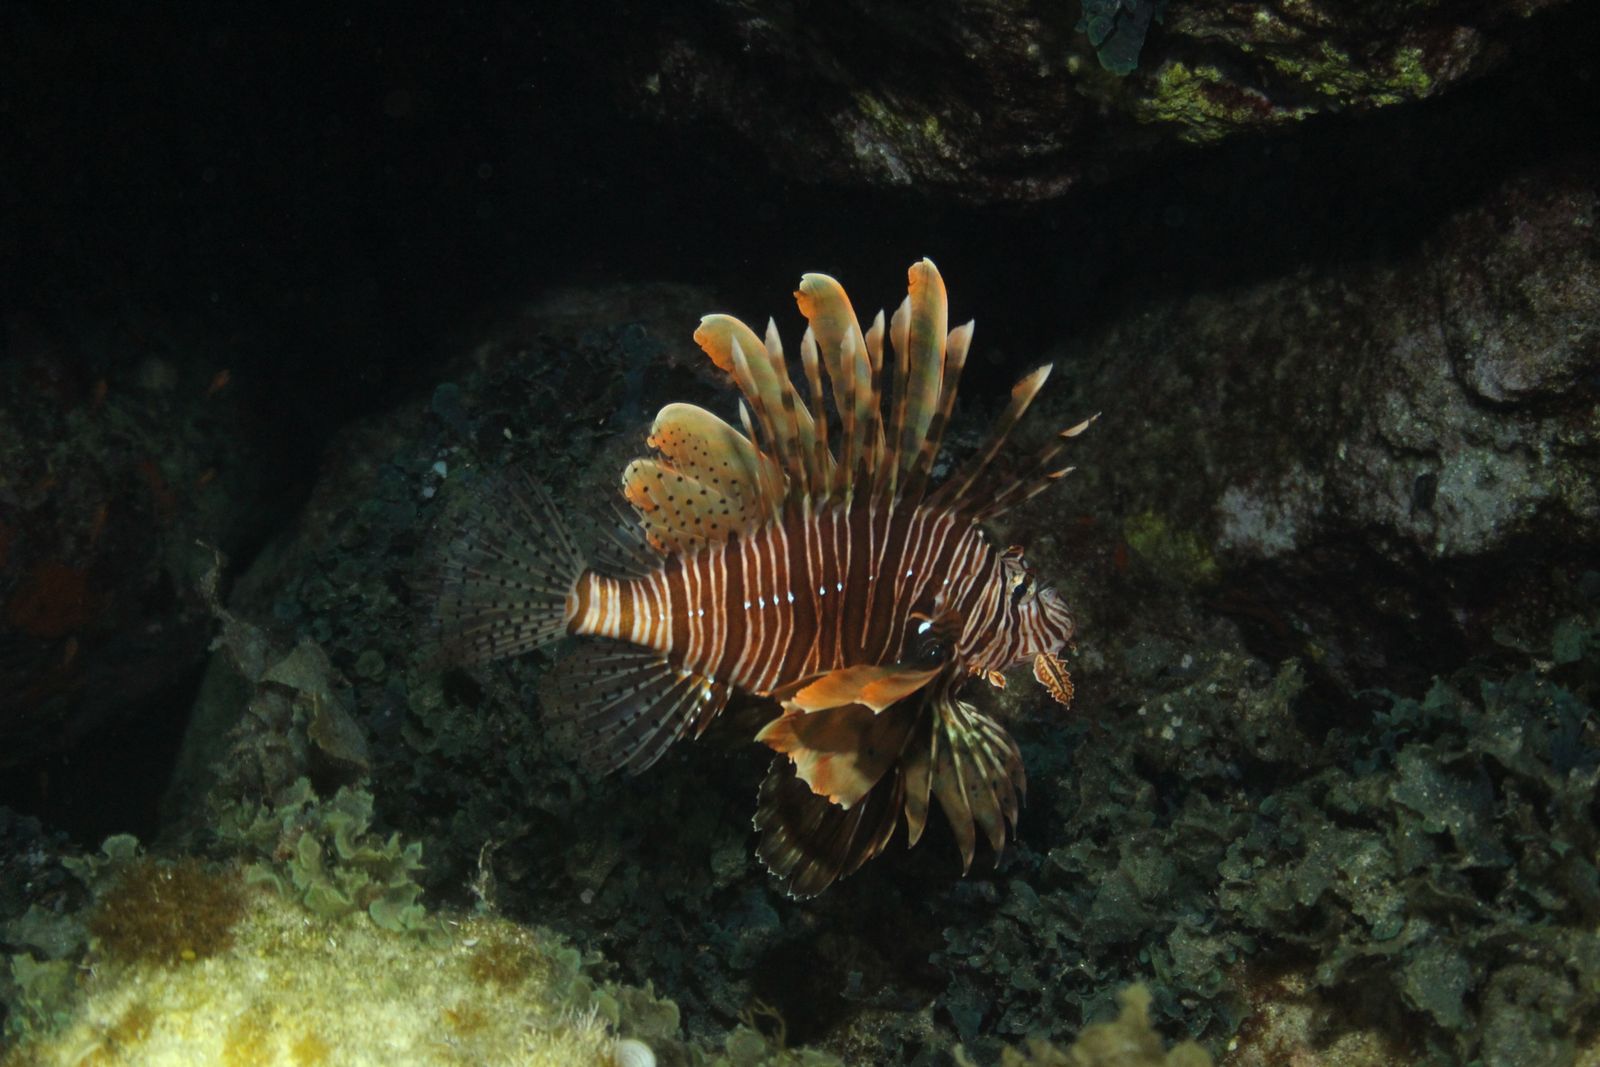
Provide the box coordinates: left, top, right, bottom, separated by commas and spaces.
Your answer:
425, 469, 728, 776
619, 258, 1096, 553
426, 468, 587, 666
752, 686, 1026, 897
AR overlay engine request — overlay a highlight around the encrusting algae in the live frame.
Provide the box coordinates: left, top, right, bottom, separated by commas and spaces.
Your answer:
2, 878, 648, 1067
429, 259, 1094, 896
0, 837, 1219, 1067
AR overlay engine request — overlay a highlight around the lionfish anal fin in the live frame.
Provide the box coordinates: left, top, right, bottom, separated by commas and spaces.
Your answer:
755, 700, 916, 809
778, 662, 941, 714
539, 639, 730, 777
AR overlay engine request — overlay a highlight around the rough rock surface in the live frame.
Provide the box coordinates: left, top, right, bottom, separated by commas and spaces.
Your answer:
615, 0, 1571, 201
1048, 155, 1599, 692
0, 331, 270, 779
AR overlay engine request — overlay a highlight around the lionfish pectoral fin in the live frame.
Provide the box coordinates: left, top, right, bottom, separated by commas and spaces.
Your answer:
900, 713, 935, 847
781, 663, 941, 714
754, 755, 905, 898
539, 639, 730, 777
755, 701, 917, 810
926, 698, 1026, 872
1033, 652, 1075, 707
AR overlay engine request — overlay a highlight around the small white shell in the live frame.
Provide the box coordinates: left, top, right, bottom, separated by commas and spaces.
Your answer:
613, 1037, 656, 1067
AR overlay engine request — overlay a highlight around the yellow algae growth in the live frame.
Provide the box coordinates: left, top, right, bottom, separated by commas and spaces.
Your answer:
3, 887, 640, 1067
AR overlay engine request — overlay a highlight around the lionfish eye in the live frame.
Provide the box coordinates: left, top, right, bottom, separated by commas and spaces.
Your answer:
1010, 574, 1034, 608
910, 622, 949, 667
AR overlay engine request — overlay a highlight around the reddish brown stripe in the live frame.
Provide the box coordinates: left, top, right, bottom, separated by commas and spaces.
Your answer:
623, 499, 997, 694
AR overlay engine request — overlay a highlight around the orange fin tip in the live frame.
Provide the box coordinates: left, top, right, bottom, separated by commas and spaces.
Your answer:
784, 663, 940, 714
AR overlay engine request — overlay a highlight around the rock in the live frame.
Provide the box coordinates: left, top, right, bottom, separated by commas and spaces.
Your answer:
1051, 156, 1599, 690
0, 326, 271, 779
611, 0, 1574, 202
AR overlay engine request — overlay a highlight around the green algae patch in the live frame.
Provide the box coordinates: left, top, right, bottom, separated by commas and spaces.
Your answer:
3, 890, 643, 1067
215, 777, 428, 933
1266, 42, 1434, 107
1133, 62, 1309, 142
1123, 511, 1220, 587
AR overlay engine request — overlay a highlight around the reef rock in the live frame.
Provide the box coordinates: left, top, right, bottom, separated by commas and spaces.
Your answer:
1052, 156, 1600, 691
0, 329, 270, 783
612, 0, 1573, 201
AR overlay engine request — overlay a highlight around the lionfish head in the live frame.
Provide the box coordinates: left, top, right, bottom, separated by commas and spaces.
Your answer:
965, 547, 1078, 707
1000, 549, 1076, 662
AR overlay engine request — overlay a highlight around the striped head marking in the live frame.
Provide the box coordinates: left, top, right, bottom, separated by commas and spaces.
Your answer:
962, 546, 1076, 678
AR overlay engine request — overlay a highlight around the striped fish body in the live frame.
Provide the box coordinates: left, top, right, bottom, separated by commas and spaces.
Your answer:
572, 500, 1000, 694
431, 259, 1090, 896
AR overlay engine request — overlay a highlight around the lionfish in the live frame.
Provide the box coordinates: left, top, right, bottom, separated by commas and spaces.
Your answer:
432, 259, 1091, 896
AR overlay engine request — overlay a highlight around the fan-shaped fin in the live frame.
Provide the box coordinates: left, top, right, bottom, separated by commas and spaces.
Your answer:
763, 317, 817, 496
798, 328, 834, 500
427, 470, 585, 667
926, 696, 1026, 871
647, 403, 768, 504
755, 700, 917, 810
886, 296, 911, 493
621, 458, 756, 554
902, 320, 973, 500
541, 639, 730, 776
864, 310, 889, 489
900, 713, 935, 847
669, 261, 1082, 528
795, 273, 877, 495
588, 499, 663, 579
695, 315, 792, 484
754, 754, 906, 898
794, 272, 866, 429
776, 662, 940, 714
966, 413, 1099, 523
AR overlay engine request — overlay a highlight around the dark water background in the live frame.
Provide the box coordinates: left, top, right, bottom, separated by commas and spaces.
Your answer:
4, 4, 1599, 1062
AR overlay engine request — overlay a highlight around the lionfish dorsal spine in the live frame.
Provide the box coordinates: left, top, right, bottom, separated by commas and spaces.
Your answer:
925, 361, 1053, 515
906, 317, 973, 500
898, 259, 948, 486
